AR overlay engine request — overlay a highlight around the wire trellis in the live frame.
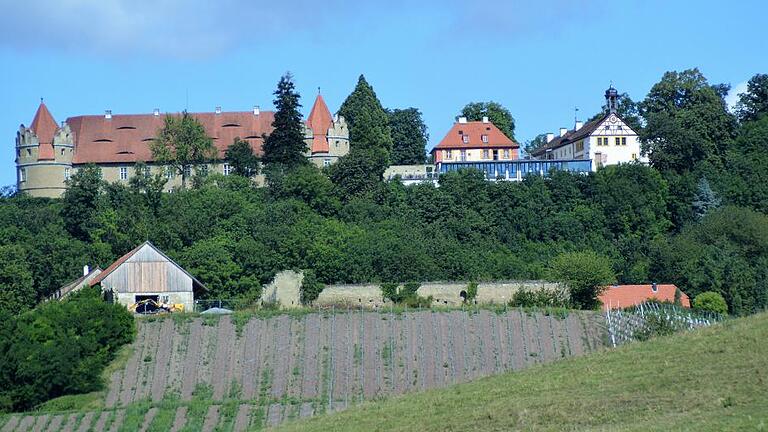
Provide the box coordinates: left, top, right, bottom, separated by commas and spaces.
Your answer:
604, 301, 722, 347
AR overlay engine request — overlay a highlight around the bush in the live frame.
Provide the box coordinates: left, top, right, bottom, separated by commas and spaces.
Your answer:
464, 282, 478, 303
509, 287, 570, 308
549, 251, 616, 310
0, 291, 135, 412
300, 269, 325, 305
693, 291, 728, 315
381, 282, 431, 307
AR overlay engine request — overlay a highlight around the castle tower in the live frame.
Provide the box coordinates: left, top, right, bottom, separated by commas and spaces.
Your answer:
16, 101, 74, 197
304, 92, 349, 168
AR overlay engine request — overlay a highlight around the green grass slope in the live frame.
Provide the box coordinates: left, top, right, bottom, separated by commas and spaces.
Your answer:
276, 312, 768, 432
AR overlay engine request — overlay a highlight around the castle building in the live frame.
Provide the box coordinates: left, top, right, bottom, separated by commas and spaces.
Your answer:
15, 94, 349, 197
530, 86, 647, 169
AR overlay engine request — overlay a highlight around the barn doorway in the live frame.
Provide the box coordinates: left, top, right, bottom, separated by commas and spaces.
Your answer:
134, 295, 160, 314
460, 290, 468, 301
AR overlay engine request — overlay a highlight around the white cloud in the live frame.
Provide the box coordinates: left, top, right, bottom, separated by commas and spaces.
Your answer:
726, 81, 748, 113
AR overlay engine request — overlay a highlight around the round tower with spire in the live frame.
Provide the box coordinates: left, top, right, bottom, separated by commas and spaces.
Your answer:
16, 100, 75, 197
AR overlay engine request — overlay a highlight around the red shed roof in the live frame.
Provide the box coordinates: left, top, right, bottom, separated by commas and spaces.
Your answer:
433, 121, 518, 151
599, 284, 690, 311
30, 101, 58, 160
306, 94, 333, 154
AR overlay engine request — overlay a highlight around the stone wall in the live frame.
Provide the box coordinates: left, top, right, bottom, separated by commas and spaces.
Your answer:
262, 270, 303, 308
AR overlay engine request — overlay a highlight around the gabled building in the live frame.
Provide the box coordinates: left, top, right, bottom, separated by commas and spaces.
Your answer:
530, 86, 646, 170
90, 241, 205, 312
432, 116, 519, 163
16, 94, 349, 197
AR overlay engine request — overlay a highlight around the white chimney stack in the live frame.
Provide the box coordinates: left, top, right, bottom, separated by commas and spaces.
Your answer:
153, 108, 160, 116
104, 110, 112, 119
83, 265, 90, 276
546, 133, 555, 143
253, 105, 260, 115
215, 106, 222, 115
482, 116, 489, 123
458, 117, 467, 124
559, 127, 568, 137
575, 120, 584, 130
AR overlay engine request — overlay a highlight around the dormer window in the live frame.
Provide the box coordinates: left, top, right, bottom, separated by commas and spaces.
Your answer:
481, 134, 488, 143
93, 139, 113, 143
116, 126, 136, 130
222, 123, 241, 128
60, 148, 65, 155
462, 135, 469, 144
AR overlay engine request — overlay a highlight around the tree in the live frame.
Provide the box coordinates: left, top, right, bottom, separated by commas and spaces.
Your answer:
261, 73, 308, 168
524, 133, 548, 156
692, 177, 720, 220
639, 69, 737, 174
588, 92, 643, 132
300, 269, 325, 305
735, 73, 768, 123
0, 245, 35, 315
61, 164, 105, 241
129, 162, 167, 216
693, 291, 728, 315
723, 115, 768, 212
458, 102, 516, 140
225, 137, 260, 177
388, 108, 427, 165
338, 75, 393, 154
549, 251, 616, 310
328, 147, 389, 198
151, 111, 217, 188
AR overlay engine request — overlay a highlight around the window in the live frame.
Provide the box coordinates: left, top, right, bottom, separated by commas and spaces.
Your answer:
460, 150, 466, 161
503, 149, 510, 159
183, 166, 191, 178
323, 159, 331, 167
621, 137, 627, 146
26, 149, 31, 156
119, 167, 128, 180
64, 168, 70, 180
60, 148, 65, 156
482, 149, 489, 159
223, 163, 231, 176
19, 168, 25, 182
631, 153, 637, 160
447, 150, 453, 159
144, 166, 151, 177
575, 141, 584, 152
481, 134, 488, 143
462, 135, 469, 144
615, 137, 621, 146
165, 166, 175, 179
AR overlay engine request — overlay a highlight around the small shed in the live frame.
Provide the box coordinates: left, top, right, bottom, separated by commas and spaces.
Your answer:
90, 241, 205, 312
48, 266, 102, 301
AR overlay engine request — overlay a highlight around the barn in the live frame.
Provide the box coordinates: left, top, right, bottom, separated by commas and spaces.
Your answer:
89, 241, 205, 312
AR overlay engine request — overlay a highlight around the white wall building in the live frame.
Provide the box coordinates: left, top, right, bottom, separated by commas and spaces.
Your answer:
531, 86, 647, 170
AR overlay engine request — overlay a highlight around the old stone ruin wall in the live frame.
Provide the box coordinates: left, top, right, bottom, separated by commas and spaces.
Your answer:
264, 271, 564, 309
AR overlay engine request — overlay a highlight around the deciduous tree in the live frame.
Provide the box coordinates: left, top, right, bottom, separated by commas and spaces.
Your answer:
226, 137, 260, 177
735, 73, 768, 123
151, 112, 217, 188
459, 101, 516, 140
388, 108, 427, 165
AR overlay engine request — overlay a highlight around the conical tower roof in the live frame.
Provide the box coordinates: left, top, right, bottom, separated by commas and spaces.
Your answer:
30, 100, 58, 144
306, 93, 333, 153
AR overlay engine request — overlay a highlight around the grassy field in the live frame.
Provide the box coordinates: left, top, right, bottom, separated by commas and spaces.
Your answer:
275, 312, 768, 432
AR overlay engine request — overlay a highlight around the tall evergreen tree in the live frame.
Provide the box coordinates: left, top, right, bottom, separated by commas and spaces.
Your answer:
388, 108, 428, 165
338, 75, 393, 154
261, 73, 308, 168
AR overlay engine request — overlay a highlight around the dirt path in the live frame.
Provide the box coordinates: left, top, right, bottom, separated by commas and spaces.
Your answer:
75, 412, 95, 432
14, 415, 34, 431
30, 414, 49, 432
150, 318, 175, 402
232, 405, 251, 432
180, 319, 203, 400
168, 406, 187, 432
0, 416, 19, 432
201, 405, 220, 432
90, 412, 111, 432
44, 415, 64, 432
58, 414, 78, 432
107, 410, 125, 432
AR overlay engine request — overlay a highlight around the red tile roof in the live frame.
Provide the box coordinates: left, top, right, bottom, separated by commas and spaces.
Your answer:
599, 284, 690, 311
306, 94, 333, 154
68, 111, 276, 164
30, 102, 58, 160
433, 121, 518, 151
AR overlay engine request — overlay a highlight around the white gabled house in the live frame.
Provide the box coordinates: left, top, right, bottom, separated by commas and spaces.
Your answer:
531, 86, 647, 170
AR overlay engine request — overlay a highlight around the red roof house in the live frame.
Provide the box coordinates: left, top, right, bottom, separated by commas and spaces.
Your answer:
432, 118, 519, 163
599, 284, 690, 311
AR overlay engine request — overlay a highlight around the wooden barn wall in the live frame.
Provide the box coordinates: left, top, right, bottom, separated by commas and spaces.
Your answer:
104, 246, 193, 293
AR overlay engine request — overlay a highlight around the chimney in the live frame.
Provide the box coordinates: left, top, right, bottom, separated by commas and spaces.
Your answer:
253, 105, 260, 116
575, 120, 584, 130
546, 133, 555, 143
215, 106, 222, 115
153, 108, 160, 116
559, 127, 568, 137
482, 116, 489, 123
458, 117, 467, 124
104, 110, 112, 119
652, 282, 658, 293
83, 265, 90, 276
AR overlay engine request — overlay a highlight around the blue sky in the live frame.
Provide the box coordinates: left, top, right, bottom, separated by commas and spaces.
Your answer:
1, 0, 766, 187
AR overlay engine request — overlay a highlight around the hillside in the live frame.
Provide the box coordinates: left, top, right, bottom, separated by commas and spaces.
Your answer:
275, 312, 768, 432
0, 308, 605, 431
